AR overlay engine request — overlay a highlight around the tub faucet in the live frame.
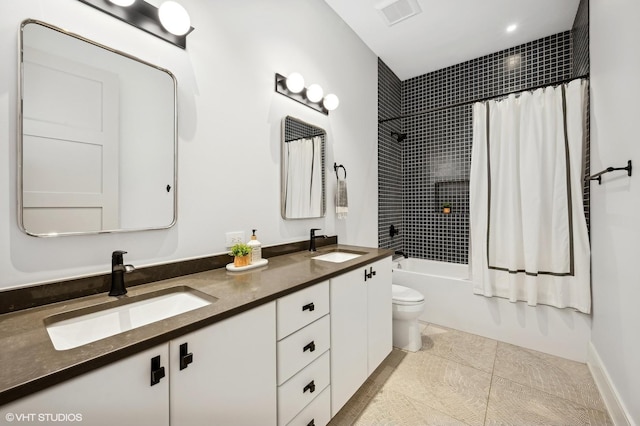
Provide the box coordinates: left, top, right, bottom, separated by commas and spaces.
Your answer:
394, 250, 408, 259
109, 250, 136, 296
309, 228, 327, 252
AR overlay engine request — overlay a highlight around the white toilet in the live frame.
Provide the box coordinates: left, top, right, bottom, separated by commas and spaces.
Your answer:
391, 284, 425, 352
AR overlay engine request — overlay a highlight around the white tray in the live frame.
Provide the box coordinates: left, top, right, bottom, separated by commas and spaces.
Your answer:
225, 258, 269, 272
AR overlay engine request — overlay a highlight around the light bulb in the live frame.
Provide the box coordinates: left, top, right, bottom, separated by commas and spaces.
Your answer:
158, 1, 191, 36
285, 72, 305, 93
306, 84, 323, 103
109, 0, 136, 5
323, 94, 340, 111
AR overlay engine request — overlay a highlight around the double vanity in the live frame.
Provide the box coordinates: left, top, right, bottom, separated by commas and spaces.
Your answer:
0, 245, 392, 426
9, 18, 392, 426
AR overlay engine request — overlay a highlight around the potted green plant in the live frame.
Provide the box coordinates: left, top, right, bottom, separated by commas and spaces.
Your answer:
229, 243, 252, 267
442, 202, 451, 214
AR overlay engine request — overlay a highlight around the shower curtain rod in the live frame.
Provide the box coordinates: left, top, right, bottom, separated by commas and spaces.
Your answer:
378, 74, 589, 124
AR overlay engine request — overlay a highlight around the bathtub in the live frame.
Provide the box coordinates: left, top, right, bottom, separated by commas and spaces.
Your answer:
391, 257, 591, 362
393, 258, 469, 281
392, 258, 469, 325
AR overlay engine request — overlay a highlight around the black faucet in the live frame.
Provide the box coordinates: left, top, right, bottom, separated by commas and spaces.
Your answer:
309, 228, 327, 252
109, 250, 136, 296
394, 250, 409, 258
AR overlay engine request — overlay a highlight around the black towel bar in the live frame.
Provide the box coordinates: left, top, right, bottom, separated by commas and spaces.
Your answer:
586, 160, 632, 185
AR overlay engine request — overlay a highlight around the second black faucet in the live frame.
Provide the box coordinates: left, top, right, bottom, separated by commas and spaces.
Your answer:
309, 228, 327, 252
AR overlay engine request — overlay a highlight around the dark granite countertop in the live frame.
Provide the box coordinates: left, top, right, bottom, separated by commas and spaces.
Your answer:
0, 244, 392, 405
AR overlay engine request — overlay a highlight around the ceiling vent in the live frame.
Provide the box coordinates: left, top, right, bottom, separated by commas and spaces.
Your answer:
375, 0, 422, 27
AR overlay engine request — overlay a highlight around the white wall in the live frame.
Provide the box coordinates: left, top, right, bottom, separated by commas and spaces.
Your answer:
0, 0, 378, 289
590, 0, 640, 423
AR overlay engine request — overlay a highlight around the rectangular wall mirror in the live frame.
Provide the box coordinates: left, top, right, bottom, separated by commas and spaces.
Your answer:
19, 19, 177, 237
281, 116, 326, 219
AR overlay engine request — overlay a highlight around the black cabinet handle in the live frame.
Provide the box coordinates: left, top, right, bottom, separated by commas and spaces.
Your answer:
303, 341, 316, 353
179, 343, 193, 370
150, 355, 165, 386
302, 302, 315, 312
303, 380, 316, 394
364, 266, 376, 281
307, 420, 315, 426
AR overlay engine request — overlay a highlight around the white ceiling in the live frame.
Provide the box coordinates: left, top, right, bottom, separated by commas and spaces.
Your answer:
323, 0, 581, 81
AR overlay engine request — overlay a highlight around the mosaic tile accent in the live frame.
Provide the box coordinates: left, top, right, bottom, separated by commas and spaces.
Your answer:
378, 25, 590, 263
378, 58, 404, 254
572, 0, 590, 78
573, 0, 591, 231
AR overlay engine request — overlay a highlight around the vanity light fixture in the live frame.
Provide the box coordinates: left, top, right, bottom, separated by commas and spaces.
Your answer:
306, 84, 324, 103
158, 1, 191, 36
78, 0, 194, 48
323, 94, 340, 111
285, 72, 305, 93
275, 73, 340, 115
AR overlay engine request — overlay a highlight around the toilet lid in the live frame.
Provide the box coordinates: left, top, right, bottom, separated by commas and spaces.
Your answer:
392, 285, 424, 303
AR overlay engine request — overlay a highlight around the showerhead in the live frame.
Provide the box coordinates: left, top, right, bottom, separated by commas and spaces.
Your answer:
391, 131, 407, 142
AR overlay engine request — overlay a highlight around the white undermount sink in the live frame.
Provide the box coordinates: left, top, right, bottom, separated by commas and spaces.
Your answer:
312, 250, 364, 263
45, 287, 216, 351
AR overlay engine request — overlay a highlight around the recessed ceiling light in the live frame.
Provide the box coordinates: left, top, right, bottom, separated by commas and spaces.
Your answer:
506, 24, 517, 33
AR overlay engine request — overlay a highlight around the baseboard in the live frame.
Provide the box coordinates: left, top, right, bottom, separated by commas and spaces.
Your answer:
587, 342, 634, 426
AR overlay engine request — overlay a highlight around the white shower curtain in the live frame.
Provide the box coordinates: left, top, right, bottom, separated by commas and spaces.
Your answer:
469, 79, 591, 313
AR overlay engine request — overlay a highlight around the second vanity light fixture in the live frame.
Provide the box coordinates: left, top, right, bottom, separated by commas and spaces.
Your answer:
275, 72, 340, 115
78, 0, 194, 49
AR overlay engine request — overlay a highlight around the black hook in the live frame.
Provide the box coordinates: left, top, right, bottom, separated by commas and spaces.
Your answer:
334, 162, 347, 179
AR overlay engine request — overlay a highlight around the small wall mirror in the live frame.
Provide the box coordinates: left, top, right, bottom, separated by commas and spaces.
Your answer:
19, 20, 177, 236
281, 116, 326, 219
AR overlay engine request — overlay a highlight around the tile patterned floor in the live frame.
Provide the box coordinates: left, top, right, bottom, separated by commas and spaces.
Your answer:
329, 323, 612, 426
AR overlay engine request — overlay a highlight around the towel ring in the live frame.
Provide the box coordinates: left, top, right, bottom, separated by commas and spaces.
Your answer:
334, 163, 347, 179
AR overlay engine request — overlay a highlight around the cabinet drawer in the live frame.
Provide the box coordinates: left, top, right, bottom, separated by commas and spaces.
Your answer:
277, 281, 329, 339
277, 350, 330, 426
286, 385, 330, 426
277, 314, 330, 385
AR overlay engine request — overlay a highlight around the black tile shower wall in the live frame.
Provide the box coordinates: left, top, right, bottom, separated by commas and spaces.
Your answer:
572, 0, 590, 78
573, 0, 590, 230
378, 58, 403, 253
399, 31, 579, 264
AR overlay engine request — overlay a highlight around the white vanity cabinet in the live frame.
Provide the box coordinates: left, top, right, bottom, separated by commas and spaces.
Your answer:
330, 256, 392, 416
170, 301, 277, 426
276, 281, 331, 426
1, 344, 171, 426
1, 302, 277, 426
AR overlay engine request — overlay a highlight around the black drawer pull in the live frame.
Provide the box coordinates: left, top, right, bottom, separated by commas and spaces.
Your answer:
179, 343, 193, 370
302, 302, 315, 312
303, 341, 316, 353
150, 355, 165, 386
307, 420, 315, 426
303, 380, 316, 394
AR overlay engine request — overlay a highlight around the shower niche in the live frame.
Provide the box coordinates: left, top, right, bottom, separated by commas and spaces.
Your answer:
433, 179, 469, 215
